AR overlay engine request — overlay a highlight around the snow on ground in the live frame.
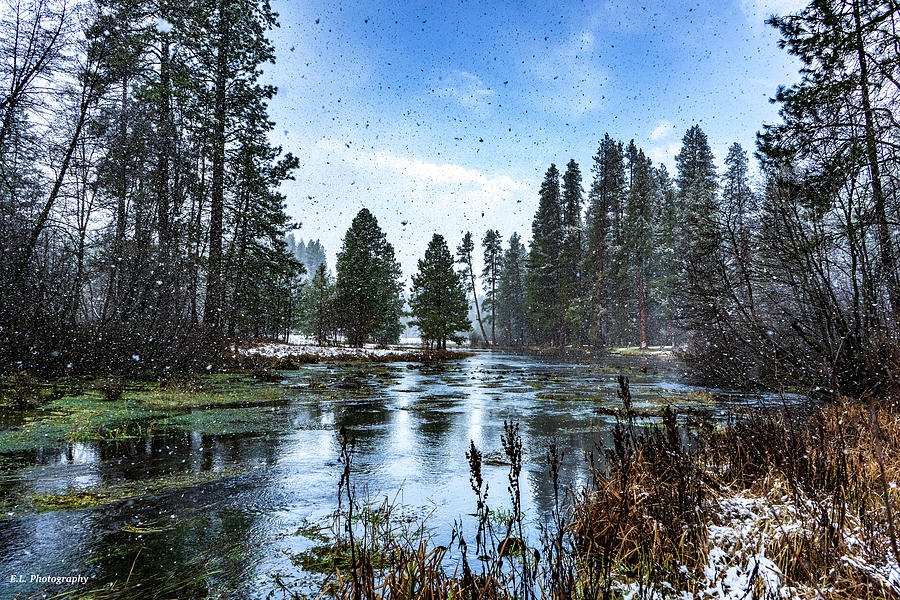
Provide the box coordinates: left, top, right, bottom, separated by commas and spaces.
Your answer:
621, 482, 900, 599
237, 338, 464, 360
240, 342, 403, 359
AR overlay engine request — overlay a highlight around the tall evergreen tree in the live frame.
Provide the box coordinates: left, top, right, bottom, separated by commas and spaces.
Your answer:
720, 143, 757, 316
199, 0, 283, 331
525, 164, 563, 345
497, 232, 528, 346
410, 234, 470, 350
651, 164, 679, 345
760, 0, 900, 321
583, 135, 625, 346
457, 231, 489, 344
559, 159, 584, 345
300, 263, 336, 346
334, 209, 404, 347
624, 146, 655, 348
481, 229, 503, 346
674, 125, 721, 347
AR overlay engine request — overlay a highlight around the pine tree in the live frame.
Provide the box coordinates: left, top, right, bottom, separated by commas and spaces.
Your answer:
481, 229, 503, 346
300, 264, 336, 346
584, 135, 625, 346
497, 233, 528, 346
224, 94, 300, 338
720, 143, 757, 315
304, 240, 327, 275
334, 209, 404, 347
198, 0, 282, 331
674, 125, 721, 345
760, 0, 900, 321
525, 164, 563, 345
457, 232, 489, 345
651, 164, 679, 345
559, 159, 584, 345
624, 145, 655, 348
410, 234, 471, 350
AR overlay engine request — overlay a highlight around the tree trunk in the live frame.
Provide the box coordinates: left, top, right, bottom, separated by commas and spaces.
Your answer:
25, 93, 91, 260
594, 244, 605, 346
157, 37, 172, 253
102, 76, 129, 322
637, 263, 647, 349
491, 274, 496, 347
204, 4, 228, 330
469, 266, 489, 345
853, 0, 900, 320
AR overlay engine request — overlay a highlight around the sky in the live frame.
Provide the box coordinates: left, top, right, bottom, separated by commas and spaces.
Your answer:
263, 0, 807, 285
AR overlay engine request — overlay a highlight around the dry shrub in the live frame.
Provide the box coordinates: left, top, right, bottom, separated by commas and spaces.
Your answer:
702, 396, 900, 597
0, 370, 41, 408
92, 377, 125, 402
569, 410, 710, 593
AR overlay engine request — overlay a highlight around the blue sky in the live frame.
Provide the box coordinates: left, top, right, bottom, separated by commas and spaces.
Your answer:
264, 0, 806, 283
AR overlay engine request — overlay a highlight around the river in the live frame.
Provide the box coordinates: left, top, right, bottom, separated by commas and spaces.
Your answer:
0, 351, 796, 599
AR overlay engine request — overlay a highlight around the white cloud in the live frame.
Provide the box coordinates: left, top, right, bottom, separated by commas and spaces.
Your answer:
648, 143, 681, 169
319, 140, 527, 198
284, 139, 535, 286
649, 121, 675, 141
432, 70, 496, 114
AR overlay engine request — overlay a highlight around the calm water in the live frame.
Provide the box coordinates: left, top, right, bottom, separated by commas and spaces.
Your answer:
0, 352, 793, 599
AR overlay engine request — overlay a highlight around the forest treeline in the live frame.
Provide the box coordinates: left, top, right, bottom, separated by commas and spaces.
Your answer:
2, 0, 899, 395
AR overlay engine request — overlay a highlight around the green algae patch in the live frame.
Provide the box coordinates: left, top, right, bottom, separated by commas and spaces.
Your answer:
136, 374, 287, 409
23, 466, 260, 516
291, 539, 391, 575
0, 375, 291, 455
0, 394, 165, 454
30, 490, 111, 511
157, 406, 286, 435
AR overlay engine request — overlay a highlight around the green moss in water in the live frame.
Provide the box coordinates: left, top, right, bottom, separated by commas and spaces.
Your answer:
0, 375, 291, 454
30, 490, 110, 511
0, 393, 166, 454
17, 466, 259, 516
292, 541, 389, 574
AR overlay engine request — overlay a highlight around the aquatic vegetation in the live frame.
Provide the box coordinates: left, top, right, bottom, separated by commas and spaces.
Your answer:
156, 406, 313, 435
0, 372, 73, 409
0, 375, 291, 454
92, 377, 125, 402
24, 466, 260, 516
0, 394, 165, 454
30, 490, 110, 511
482, 450, 513, 467
141, 374, 286, 409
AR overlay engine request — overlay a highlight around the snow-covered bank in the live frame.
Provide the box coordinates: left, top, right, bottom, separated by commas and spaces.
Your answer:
233, 340, 471, 363
618, 483, 900, 599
